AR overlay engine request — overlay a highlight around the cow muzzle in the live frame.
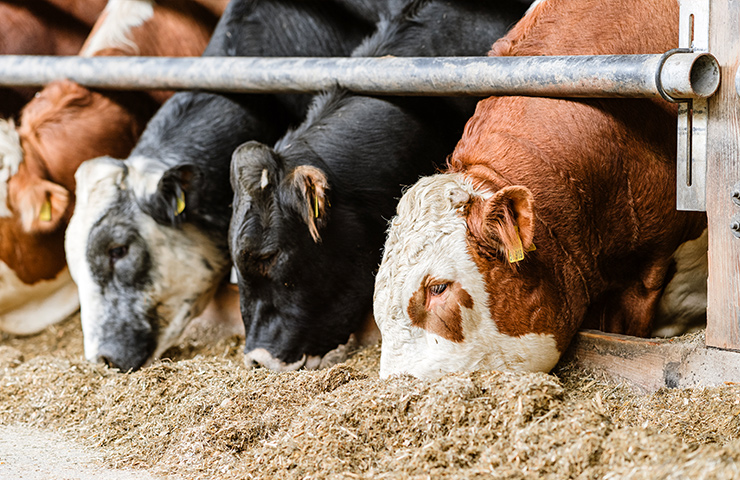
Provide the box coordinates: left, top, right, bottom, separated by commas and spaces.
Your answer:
244, 347, 322, 372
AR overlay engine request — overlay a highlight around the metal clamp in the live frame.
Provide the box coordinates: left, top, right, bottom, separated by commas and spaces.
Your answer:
656, 48, 694, 103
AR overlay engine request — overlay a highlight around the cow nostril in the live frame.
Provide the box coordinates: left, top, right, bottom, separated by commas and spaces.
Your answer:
98, 355, 117, 369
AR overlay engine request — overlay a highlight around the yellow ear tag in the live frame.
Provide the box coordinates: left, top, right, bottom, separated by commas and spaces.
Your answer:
175, 191, 186, 216
508, 226, 535, 263
39, 199, 52, 222
311, 185, 319, 219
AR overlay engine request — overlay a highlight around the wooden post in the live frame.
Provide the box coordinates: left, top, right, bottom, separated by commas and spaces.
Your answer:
567, 1, 740, 391
705, 0, 740, 349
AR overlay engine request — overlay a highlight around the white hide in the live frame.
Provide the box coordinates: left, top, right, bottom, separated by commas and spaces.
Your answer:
0, 263, 79, 335
140, 212, 230, 362
374, 173, 559, 380
0, 118, 22, 217
652, 228, 708, 337
81, 0, 155, 56
244, 348, 322, 372
67, 156, 230, 364
66, 158, 127, 359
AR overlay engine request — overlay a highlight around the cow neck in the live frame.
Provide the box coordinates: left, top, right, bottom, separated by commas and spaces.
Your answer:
463, 157, 593, 309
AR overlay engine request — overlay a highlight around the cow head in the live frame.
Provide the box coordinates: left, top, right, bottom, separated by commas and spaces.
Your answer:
1, 117, 72, 267
17, 80, 145, 191
229, 141, 375, 371
66, 156, 230, 372
374, 173, 561, 380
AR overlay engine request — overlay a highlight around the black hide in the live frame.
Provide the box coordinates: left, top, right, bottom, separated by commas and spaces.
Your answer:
82, 0, 386, 372
229, 0, 528, 366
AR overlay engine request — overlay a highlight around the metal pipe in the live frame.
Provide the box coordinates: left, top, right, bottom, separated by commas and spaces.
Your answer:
0, 52, 719, 99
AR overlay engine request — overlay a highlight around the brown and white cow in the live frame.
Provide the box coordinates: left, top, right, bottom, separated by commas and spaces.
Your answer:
373, 0, 707, 379
0, 0, 225, 335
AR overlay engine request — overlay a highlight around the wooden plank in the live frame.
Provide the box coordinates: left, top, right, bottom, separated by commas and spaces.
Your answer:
705, 0, 740, 348
564, 330, 740, 393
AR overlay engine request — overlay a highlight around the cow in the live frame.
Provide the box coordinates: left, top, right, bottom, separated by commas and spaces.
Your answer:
227, 0, 528, 371
652, 228, 708, 338
373, 0, 707, 380
0, 0, 106, 117
0, 0, 225, 335
66, 0, 388, 372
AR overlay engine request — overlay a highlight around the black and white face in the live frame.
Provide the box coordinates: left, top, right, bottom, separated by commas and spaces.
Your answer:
66, 156, 230, 371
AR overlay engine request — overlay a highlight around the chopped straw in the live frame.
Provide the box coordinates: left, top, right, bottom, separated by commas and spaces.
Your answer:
2, 314, 740, 479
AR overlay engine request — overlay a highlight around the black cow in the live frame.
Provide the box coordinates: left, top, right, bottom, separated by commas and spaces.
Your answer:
66, 0, 388, 372
229, 0, 528, 371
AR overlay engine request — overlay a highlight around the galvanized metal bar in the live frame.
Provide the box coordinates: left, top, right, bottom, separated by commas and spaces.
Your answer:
676, 0, 711, 212
0, 53, 719, 99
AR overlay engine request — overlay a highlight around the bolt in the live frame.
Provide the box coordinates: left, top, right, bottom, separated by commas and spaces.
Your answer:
733, 185, 740, 207
733, 218, 740, 238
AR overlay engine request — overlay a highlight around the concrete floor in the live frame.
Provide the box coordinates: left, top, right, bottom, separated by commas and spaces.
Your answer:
0, 426, 161, 480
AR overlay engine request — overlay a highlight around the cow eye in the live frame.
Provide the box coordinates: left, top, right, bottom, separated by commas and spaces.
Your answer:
109, 245, 129, 263
429, 283, 448, 296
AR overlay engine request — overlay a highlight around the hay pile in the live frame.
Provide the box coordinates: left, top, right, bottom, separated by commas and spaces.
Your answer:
2, 314, 740, 479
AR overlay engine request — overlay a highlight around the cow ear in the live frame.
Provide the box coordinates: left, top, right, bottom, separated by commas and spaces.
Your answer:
288, 165, 329, 243
147, 164, 199, 226
230, 140, 279, 192
9, 168, 70, 234
470, 185, 535, 263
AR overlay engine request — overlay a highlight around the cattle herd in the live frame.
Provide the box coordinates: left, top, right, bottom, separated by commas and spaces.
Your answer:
0, 0, 708, 379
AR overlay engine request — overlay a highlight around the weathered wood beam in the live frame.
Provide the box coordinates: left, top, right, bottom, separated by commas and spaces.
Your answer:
563, 330, 740, 393
705, 0, 740, 349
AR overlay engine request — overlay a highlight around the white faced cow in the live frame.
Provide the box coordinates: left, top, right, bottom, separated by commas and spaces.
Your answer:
373, 0, 707, 380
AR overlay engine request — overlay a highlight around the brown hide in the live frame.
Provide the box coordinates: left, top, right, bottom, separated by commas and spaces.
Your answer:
2, 162, 69, 284
82, 0, 221, 104
84, 0, 220, 57
17, 81, 145, 192
408, 276, 472, 343
449, 0, 706, 350
40, 0, 109, 27
17, 0, 221, 192
0, 0, 105, 117
191, 0, 230, 17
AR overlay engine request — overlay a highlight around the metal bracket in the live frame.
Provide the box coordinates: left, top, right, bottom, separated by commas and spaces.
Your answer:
676, 0, 710, 211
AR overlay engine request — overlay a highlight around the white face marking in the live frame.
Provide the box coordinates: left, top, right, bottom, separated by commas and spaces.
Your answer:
0, 264, 79, 335
67, 156, 231, 366
126, 155, 167, 199
81, 0, 155, 56
0, 118, 22, 217
66, 158, 127, 360
374, 173, 559, 380
260, 168, 269, 190
653, 228, 708, 337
